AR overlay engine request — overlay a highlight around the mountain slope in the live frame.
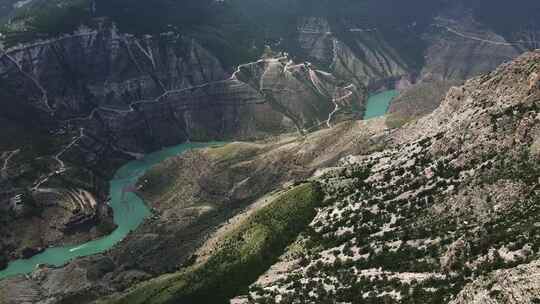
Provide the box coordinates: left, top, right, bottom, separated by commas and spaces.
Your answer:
229, 51, 540, 303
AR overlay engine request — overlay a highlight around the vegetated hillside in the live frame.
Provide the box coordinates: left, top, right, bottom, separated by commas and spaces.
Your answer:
104, 183, 324, 304
226, 51, 540, 303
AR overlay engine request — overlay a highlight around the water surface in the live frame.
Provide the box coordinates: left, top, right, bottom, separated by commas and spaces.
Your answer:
363, 90, 399, 119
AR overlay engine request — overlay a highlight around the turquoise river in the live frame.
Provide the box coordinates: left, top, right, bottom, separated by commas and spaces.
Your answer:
0, 90, 398, 280
363, 89, 399, 120
0, 142, 219, 280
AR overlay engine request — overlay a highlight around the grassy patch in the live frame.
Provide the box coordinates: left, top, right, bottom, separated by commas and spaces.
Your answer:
103, 183, 323, 304
385, 113, 416, 129
205, 142, 262, 165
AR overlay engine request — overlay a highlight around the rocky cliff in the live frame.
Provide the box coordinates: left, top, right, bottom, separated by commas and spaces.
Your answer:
295, 10, 526, 124
1, 25, 360, 151
388, 7, 524, 122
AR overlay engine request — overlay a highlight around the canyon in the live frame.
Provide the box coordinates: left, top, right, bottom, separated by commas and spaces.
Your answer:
0, 1, 539, 303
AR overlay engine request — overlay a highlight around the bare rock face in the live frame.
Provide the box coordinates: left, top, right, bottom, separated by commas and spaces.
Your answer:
387, 7, 524, 123
0, 25, 364, 155
296, 11, 525, 126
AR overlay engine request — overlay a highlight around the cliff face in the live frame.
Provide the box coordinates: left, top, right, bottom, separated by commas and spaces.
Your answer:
420, 12, 521, 83
295, 10, 524, 123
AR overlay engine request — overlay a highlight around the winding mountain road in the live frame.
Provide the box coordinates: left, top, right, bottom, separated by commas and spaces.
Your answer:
32, 128, 85, 190
434, 23, 532, 47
